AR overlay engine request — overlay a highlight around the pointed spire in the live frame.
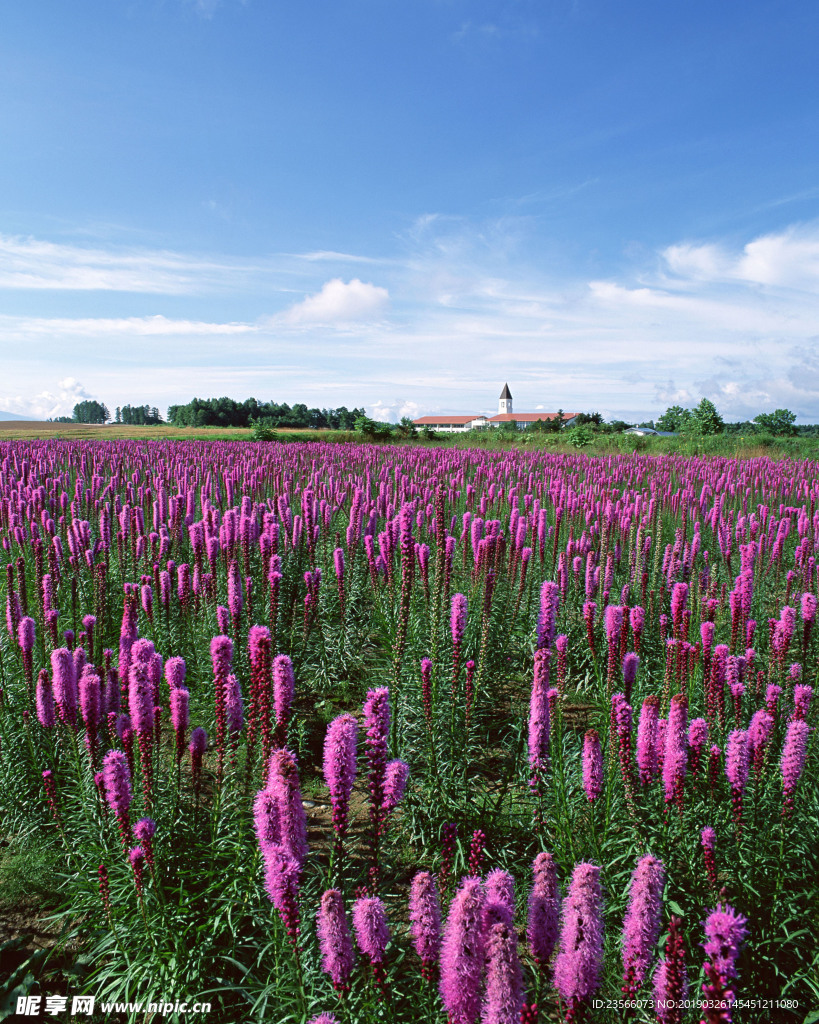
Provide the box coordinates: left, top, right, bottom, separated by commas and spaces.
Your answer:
500, 383, 512, 400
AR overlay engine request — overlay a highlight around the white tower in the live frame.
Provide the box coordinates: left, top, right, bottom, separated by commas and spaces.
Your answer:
499, 383, 513, 415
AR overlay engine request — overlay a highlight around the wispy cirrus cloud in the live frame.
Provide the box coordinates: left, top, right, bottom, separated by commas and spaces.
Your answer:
0, 314, 257, 337
0, 234, 259, 294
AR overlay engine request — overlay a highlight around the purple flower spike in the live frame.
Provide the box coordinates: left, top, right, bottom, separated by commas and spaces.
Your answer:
439, 877, 485, 1024
637, 696, 659, 786
529, 649, 551, 777
485, 869, 516, 923
537, 581, 560, 650
51, 647, 78, 727
622, 855, 666, 996
317, 888, 355, 992
352, 896, 390, 963
382, 759, 410, 813
323, 713, 358, 840
781, 719, 810, 815
663, 695, 688, 810
262, 843, 301, 944
307, 1015, 339, 1024
165, 657, 186, 690
451, 592, 468, 647
36, 671, 56, 730
253, 788, 281, 853
409, 871, 442, 978
272, 654, 295, 730
266, 748, 308, 867
701, 903, 748, 1017
528, 850, 561, 969
224, 673, 244, 733
652, 916, 688, 1024
102, 749, 132, 816
483, 908, 525, 1024
582, 730, 603, 802
553, 863, 604, 1014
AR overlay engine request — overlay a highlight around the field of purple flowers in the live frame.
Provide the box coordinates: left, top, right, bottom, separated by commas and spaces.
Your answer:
0, 439, 817, 1024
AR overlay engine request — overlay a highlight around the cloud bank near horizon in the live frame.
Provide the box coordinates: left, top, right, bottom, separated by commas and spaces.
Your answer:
2, 218, 819, 422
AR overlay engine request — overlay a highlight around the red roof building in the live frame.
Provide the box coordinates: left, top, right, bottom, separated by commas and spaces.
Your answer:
411, 385, 579, 433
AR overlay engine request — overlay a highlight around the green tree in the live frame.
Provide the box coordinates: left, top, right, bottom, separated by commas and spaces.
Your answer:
687, 398, 724, 436
656, 405, 691, 432
354, 414, 393, 441
72, 400, 109, 424
395, 416, 418, 439
753, 409, 797, 436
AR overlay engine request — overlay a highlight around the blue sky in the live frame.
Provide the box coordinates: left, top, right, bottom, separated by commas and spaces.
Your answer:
1, 0, 819, 422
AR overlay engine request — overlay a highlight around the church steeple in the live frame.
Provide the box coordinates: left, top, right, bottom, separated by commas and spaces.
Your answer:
499, 383, 513, 415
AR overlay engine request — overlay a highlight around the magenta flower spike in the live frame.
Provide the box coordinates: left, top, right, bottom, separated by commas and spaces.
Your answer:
553, 862, 604, 1018
687, 718, 708, 777
36, 670, 56, 730
528, 649, 551, 780
451, 592, 468, 647
527, 851, 561, 969
102, 749, 132, 816
323, 713, 357, 842
128, 657, 155, 735
652, 916, 688, 1024
700, 903, 748, 1022
482, 909, 525, 1024
537, 581, 560, 651
253, 787, 281, 854
210, 634, 233, 679
663, 695, 688, 811
701, 826, 718, 893
169, 686, 189, 756
165, 656, 186, 690
262, 843, 301, 945
382, 759, 410, 813
792, 684, 813, 721
17, 614, 35, 651
51, 647, 78, 728
781, 719, 810, 815
317, 888, 355, 993
636, 696, 659, 786
266, 748, 308, 867
621, 855, 666, 996
272, 654, 295, 740
224, 673, 244, 734
622, 652, 639, 701
485, 869, 515, 923
409, 871, 442, 979
352, 896, 390, 963
363, 686, 391, 817
582, 729, 603, 802
725, 730, 750, 830
439, 877, 486, 1024
307, 1015, 339, 1024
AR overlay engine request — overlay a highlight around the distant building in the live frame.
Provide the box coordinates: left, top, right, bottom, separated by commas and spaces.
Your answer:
413, 384, 578, 433
623, 427, 677, 437
411, 415, 490, 433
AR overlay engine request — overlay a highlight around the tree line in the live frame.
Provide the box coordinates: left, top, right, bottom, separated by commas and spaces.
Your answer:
54, 395, 813, 439
166, 397, 366, 430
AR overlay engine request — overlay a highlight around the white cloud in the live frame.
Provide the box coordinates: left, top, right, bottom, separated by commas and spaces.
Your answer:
365, 399, 422, 423
0, 314, 257, 337
662, 223, 819, 290
280, 278, 389, 324
0, 234, 256, 294
0, 377, 98, 420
